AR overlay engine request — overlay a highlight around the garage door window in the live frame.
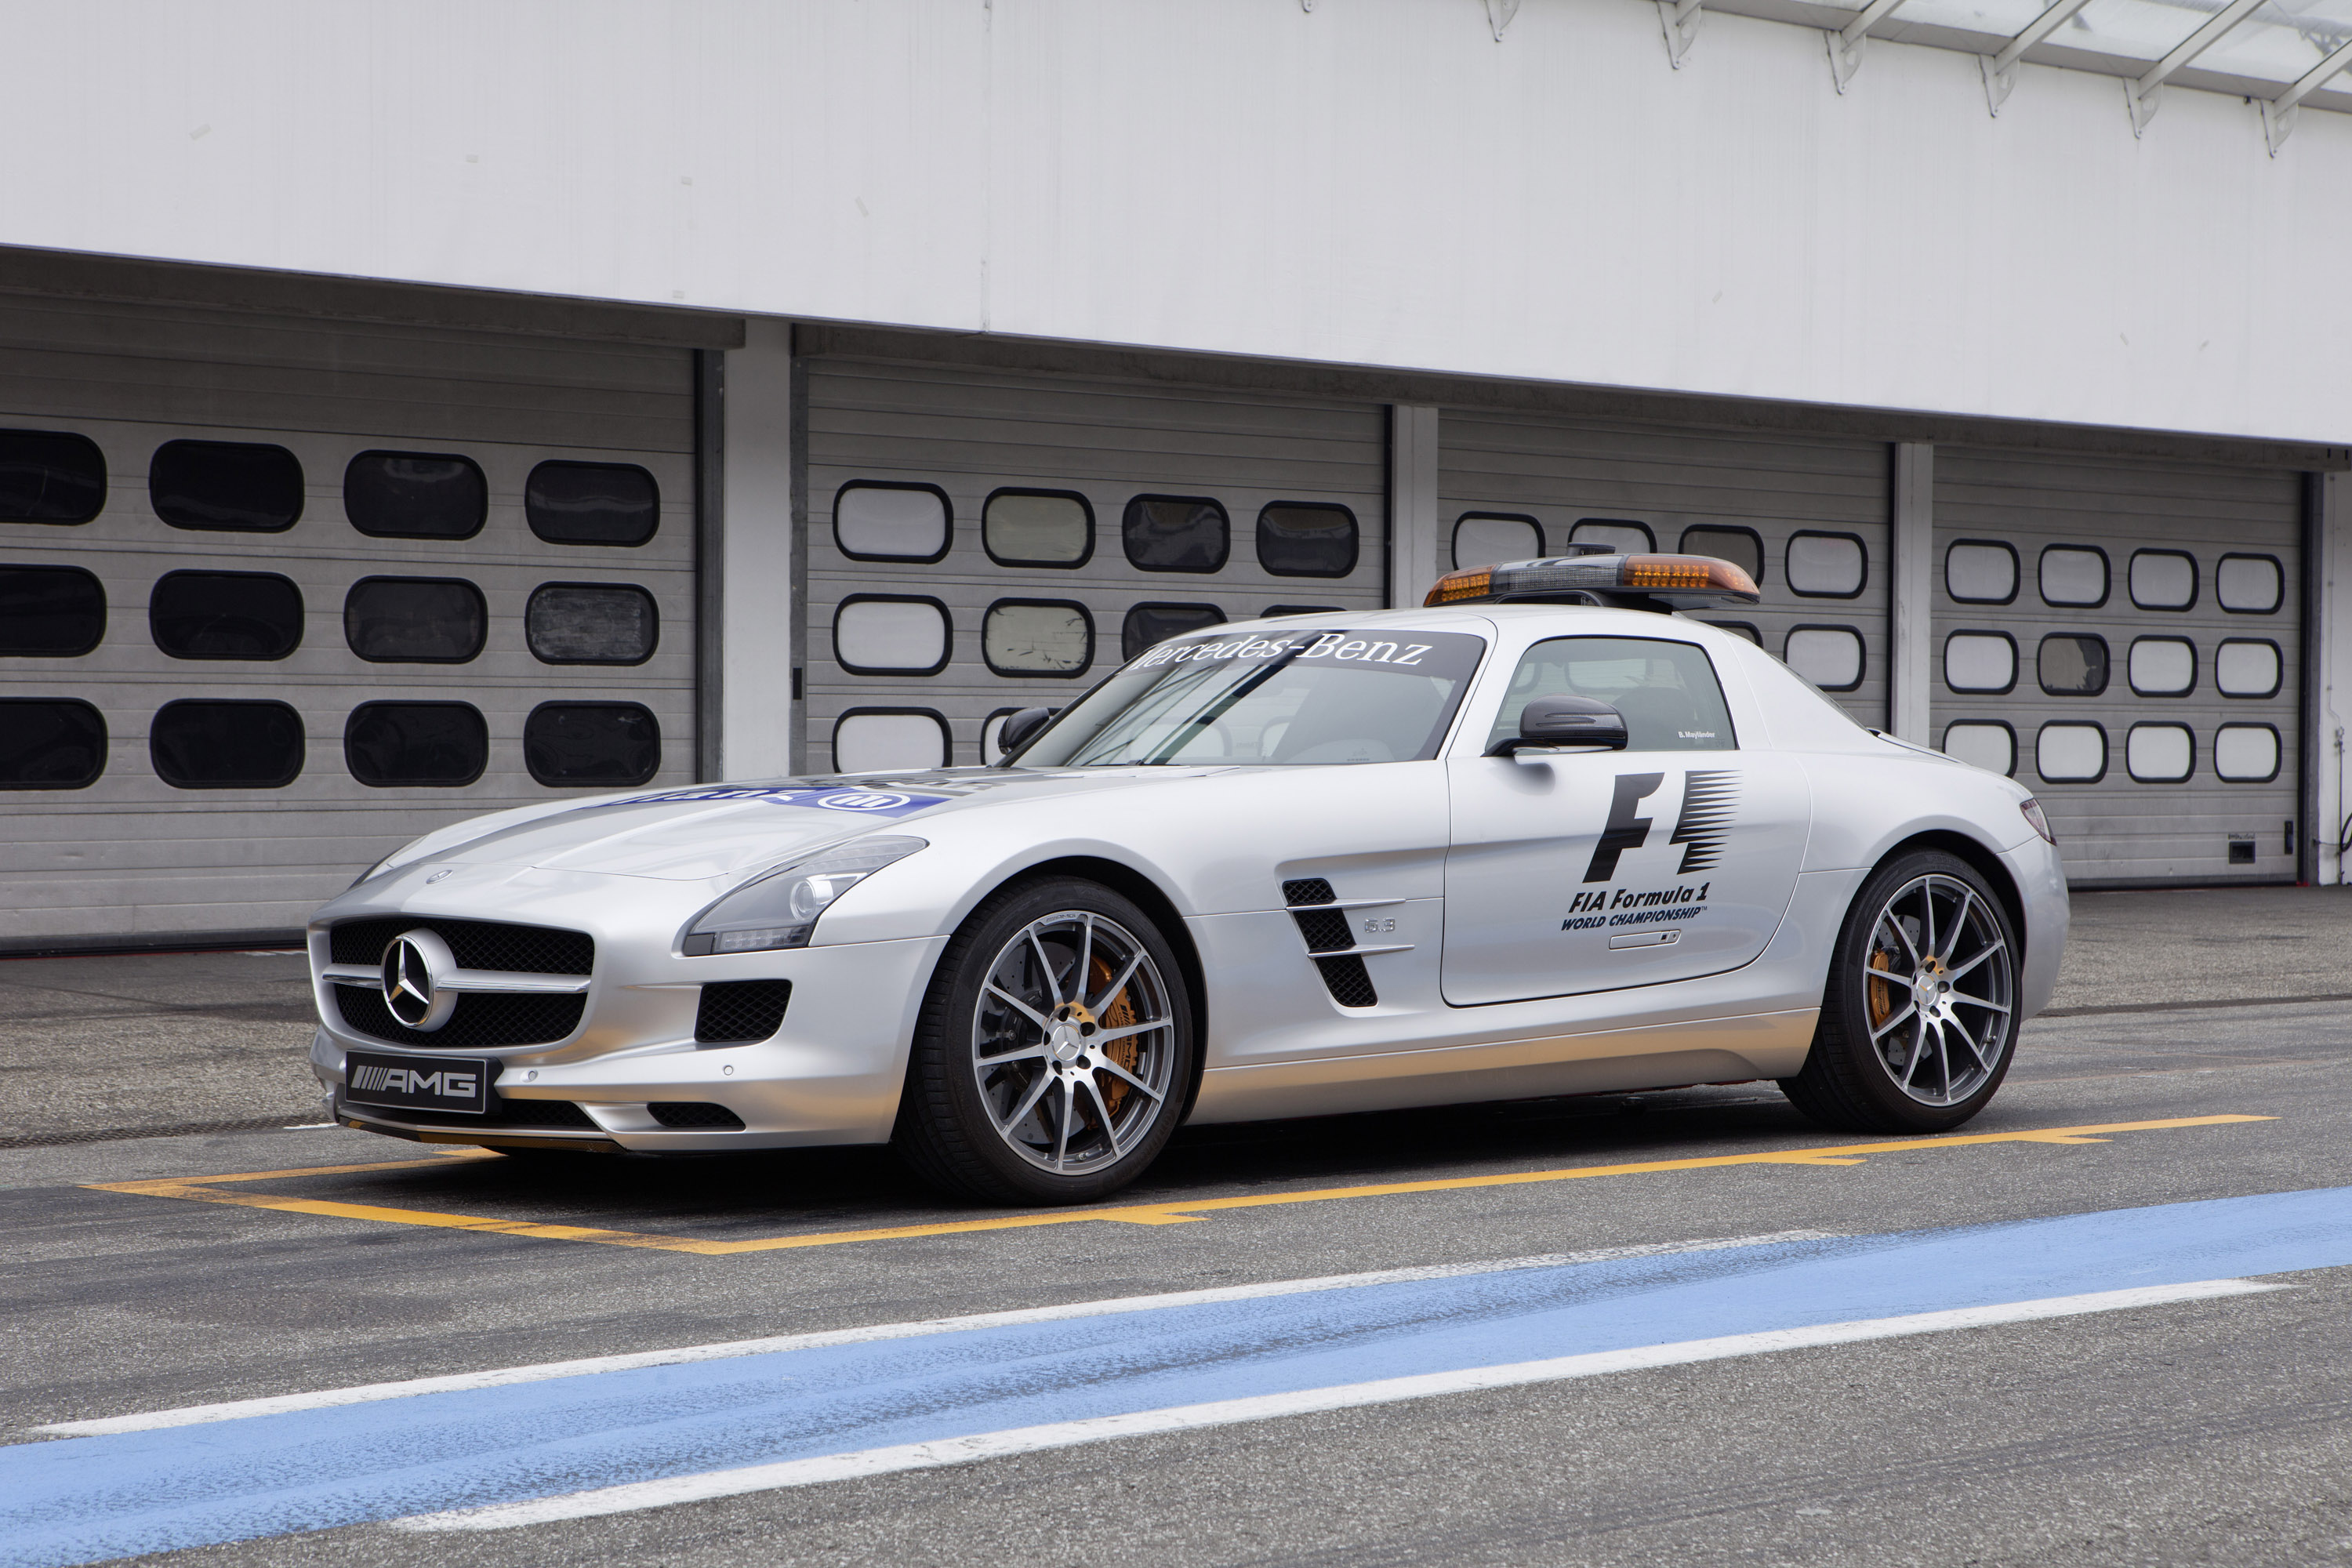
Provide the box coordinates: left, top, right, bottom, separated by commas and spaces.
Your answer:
833, 596, 950, 676
2129, 550, 2198, 611
0, 566, 104, 656
346, 702, 489, 787
343, 451, 488, 540
1941, 721, 2015, 777
151, 440, 303, 533
151, 571, 303, 661
2125, 724, 2194, 784
983, 488, 1093, 568
1123, 603, 1225, 661
1257, 503, 1359, 578
2214, 724, 2281, 782
1784, 625, 1864, 691
344, 577, 487, 663
982, 599, 1094, 677
2216, 639, 2282, 699
0, 429, 107, 525
2128, 637, 2196, 697
526, 583, 658, 665
524, 702, 659, 786
1944, 541, 2019, 604
1570, 519, 1654, 554
1942, 632, 2016, 694
1454, 514, 1541, 570
1123, 495, 1229, 573
2035, 722, 2107, 784
151, 699, 304, 788
2216, 554, 2283, 614
834, 481, 951, 563
0, 699, 106, 789
833, 708, 949, 772
2038, 546, 2110, 608
526, 461, 659, 546
1679, 526, 1766, 585
1786, 531, 1867, 598
2038, 634, 2110, 696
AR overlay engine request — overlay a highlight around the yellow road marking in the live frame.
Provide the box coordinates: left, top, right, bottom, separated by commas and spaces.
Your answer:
83, 1115, 2272, 1257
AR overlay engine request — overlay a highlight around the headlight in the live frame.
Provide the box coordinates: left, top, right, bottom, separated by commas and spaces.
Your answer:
681, 836, 927, 956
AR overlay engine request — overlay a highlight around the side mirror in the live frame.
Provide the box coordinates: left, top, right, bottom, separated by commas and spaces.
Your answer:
1486, 695, 1629, 757
996, 706, 1058, 760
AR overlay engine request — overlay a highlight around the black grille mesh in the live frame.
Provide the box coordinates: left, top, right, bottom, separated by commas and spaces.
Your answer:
694, 981, 792, 1044
1291, 909, 1355, 954
339, 1091, 598, 1130
648, 1102, 746, 1130
1282, 878, 1336, 906
329, 917, 593, 975
1315, 955, 1378, 1008
332, 983, 584, 1049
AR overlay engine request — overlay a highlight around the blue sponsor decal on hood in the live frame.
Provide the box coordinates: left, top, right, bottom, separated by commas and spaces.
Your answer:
593, 786, 947, 816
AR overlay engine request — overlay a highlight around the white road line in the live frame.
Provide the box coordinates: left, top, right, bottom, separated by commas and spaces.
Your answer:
30, 1230, 1833, 1438
393, 1278, 2277, 1534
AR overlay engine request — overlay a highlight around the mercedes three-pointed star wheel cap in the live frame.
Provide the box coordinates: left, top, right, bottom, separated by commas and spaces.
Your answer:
1425, 551, 1762, 610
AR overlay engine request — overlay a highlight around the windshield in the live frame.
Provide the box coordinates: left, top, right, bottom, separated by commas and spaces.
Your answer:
1015, 628, 1487, 768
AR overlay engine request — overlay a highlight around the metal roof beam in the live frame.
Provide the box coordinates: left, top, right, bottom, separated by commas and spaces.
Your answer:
2126, 0, 2269, 135
2263, 34, 2352, 153
1828, 0, 1912, 91
1981, 0, 2095, 115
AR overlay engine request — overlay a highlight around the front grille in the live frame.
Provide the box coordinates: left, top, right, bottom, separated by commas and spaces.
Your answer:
648, 1102, 746, 1130
1290, 909, 1355, 954
1283, 877, 1336, 906
1315, 955, 1379, 1008
332, 983, 584, 1049
329, 917, 593, 975
695, 981, 793, 1044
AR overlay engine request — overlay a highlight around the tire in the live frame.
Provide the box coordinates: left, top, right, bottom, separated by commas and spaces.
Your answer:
893, 877, 1196, 1206
1780, 849, 2020, 1134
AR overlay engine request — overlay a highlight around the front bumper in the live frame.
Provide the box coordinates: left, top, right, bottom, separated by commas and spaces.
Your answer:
310, 931, 949, 1152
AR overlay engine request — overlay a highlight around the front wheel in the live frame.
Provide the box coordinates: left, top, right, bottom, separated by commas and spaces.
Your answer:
893, 877, 1195, 1205
1780, 850, 2020, 1134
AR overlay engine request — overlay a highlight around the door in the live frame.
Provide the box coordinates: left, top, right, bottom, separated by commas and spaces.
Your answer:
1442, 633, 1809, 1006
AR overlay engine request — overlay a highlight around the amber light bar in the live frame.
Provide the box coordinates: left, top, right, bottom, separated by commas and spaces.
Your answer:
1423, 553, 1761, 608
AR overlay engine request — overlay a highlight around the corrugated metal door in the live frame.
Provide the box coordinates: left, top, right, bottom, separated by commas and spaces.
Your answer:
1932, 448, 2302, 884
803, 360, 1388, 770
0, 292, 695, 945
1437, 412, 1891, 728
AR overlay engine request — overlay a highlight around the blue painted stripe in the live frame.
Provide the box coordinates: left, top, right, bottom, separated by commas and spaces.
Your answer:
6, 1185, 2349, 1568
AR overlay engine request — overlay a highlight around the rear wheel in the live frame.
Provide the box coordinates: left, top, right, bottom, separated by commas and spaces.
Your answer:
1780, 850, 2020, 1134
893, 877, 1194, 1205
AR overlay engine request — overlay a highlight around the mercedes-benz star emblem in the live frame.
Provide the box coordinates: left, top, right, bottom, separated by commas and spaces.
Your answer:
379, 928, 459, 1032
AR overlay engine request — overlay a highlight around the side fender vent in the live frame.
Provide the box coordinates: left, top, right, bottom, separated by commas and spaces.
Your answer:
1313, 955, 1378, 1008
1281, 877, 1336, 906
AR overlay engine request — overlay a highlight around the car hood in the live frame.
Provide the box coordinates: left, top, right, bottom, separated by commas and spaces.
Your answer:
379, 768, 1218, 881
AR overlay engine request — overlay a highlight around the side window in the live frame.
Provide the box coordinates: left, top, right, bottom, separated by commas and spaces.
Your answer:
1487, 636, 1736, 753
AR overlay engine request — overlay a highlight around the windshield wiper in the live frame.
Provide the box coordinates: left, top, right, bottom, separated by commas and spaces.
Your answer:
1138, 642, 1307, 764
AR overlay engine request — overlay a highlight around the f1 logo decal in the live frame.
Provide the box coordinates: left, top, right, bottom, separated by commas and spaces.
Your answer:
1583, 772, 1664, 883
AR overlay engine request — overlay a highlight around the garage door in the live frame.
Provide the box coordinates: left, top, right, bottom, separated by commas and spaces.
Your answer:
0, 292, 695, 946
1932, 449, 2302, 885
1438, 412, 1890, 728
804, 360, 1388, 771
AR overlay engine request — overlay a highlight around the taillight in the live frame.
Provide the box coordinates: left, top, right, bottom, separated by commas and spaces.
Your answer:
2020, 798, 2056, 845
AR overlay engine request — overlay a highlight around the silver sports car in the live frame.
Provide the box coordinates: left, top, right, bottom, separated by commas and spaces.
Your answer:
307, 551, 2067, 1204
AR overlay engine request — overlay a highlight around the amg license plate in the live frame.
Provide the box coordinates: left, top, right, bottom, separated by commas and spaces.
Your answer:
343, 1050, 491, 1116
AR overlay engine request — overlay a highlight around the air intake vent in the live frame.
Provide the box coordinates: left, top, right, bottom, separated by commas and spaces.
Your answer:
695, 981, 793, 1044
332, 984, 584, 1049
1314, 956, 1378, 1008
329, 917, 593, 975
1290, 908, 1354, 954
648, 1102, 746, 1130
1282, 878, 1336, 906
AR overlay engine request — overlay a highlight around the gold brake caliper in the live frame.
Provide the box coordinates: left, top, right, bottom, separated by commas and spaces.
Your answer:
1089, 954, 1141, 1117
1867, 948, 1895, 1029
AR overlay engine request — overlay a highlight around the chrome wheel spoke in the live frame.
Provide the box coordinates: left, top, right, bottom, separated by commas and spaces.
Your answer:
983, 983, 1052, 1032
976, 1040, 1047, 1069
1028, 930, 1067, 1005
1091, 1015, 1170, 1047
1051, 1078, 1075, 1168
1936, 889, 1977, 966
1944, 941, 2006, 983
1868, 996, 1918, 1042
995, 1069, 1054, 1134
1878, 911, 1922, 971
1088, 953, 1143, 1015
1095, 1054, 1165, 1102
1080, 1076, 1124, 1153
1947, 990, 2010, 1014
1073, 915, 1095, 1004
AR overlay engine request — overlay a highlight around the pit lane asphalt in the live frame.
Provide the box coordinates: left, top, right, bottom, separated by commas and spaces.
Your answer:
5, 989, 2350, 1568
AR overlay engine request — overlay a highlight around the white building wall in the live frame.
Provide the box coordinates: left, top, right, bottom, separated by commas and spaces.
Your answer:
3, 0, 2349, 445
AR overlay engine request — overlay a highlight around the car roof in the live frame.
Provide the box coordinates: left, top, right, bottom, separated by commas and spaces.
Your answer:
1221, 601, 1755, 646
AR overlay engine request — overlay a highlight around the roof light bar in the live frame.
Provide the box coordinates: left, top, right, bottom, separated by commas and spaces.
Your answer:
1425, 553, 1762, 610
